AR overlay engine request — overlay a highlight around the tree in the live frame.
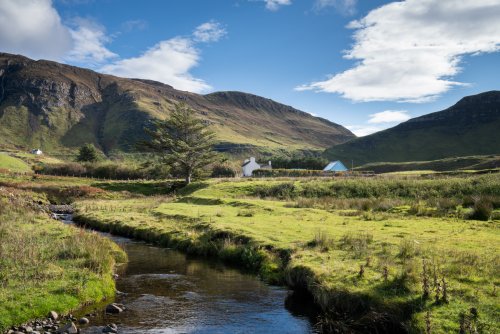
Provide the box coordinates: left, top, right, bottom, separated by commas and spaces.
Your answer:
142, 103, 219, 184
76, 143, 99, 163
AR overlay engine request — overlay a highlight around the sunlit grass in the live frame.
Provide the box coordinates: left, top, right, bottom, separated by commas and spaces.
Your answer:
0, 187, 126, 331
74, 174, 500, 333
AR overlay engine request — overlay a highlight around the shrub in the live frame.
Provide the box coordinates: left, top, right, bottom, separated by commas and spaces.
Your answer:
253, 169, 331, 177
36, 162, 171, 180
308, 230, 334, 250
469, 197, 493, 221
76, 143, 99, 162
398, 238, 420, 259
254, 182, 297, 199
270, 157, 329, 170
339, 232, 373, 257
211, 164, 237, 178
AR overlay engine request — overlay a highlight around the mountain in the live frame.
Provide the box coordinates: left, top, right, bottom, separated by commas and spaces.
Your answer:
325, 91, 500, 165
0, 53, 354, 156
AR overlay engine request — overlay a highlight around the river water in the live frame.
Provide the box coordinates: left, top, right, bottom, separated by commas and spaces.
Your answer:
55, 213, 317, 334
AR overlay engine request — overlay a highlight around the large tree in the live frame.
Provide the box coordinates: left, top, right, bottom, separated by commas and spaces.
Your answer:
76, 143, 99, 163
143, 103, 219, 184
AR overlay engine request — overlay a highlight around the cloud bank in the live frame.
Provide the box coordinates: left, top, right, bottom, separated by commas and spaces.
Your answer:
0, 0, 115, 65
0, 0, 225, 93
0, 0, 72, 60
66, 18, 117, 65
101, 21, 227, 93
298, 0, 500, 102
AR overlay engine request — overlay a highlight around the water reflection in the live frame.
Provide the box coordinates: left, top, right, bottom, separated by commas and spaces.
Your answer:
79, 238, 317, 334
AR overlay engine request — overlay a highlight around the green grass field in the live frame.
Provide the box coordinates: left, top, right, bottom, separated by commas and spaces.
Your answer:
0, 153, 31, 173
0, 185, 126, 331
70, 175, 500, 333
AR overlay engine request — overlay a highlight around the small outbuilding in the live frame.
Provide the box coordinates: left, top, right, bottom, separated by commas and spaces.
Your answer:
242, 157, 272, 177
323, 160, 348, 172
31, 148, 43, 155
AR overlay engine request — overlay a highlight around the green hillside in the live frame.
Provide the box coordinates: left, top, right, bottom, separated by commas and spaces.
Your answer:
0, 152, 31, 172
325, 91, 500, 165
357, 155, 500, 174
0, 53, 354, 157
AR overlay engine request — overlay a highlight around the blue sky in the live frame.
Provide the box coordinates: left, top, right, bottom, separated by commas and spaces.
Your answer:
1, 0, 499, 136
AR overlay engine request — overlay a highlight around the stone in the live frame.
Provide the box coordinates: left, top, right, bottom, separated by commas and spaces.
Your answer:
102, 324, 117, 333
21, 326, 33, 332
78, 317, 89, 325
105, 303, 123, 314
48, 311, 59, 321
56, 321, 78, 334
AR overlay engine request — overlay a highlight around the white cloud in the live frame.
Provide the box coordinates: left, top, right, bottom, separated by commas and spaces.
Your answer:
66, 18, 117, 65
368, 110, 410, 124
313, 0, 357, 15
193, 21, 227, 43
0, 1, 221, 93
101, 20, 227, 93
298, 0, 500, 102
346, 125, 385, 137
0, 0, 72, 60
264, 0, 291, 11
0, 0, 115, 64
100, 37, 211, 93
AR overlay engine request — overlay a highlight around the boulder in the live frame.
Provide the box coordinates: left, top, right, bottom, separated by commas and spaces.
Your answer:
48, 311, 59, 321
78, 317, 89, 325
102, 323, 118, 333
105, 303, 123, 314
56, 321, 78, 334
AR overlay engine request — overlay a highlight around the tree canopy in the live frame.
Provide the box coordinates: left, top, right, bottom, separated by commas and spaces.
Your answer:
76, 143, 99, 163
142, 103, 219, 184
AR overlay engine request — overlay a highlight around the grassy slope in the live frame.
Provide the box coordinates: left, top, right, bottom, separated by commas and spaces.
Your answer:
0, 153, 31, 172
0, 183, 126, 331
357, 155, 500, 174
72, 176, 499, 333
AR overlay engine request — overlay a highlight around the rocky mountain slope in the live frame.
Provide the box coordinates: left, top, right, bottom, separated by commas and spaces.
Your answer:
0, 53, 354, 156
325, 91, 500, 165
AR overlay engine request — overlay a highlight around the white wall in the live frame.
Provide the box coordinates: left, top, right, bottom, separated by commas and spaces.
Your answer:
242, 157, 260, 176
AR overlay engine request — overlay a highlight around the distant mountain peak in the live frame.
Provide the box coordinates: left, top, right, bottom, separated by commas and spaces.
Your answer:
325, 90, 500, 164
0, 52, 354, 155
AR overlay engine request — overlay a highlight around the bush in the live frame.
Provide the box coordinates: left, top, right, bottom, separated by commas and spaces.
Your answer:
469, 197, 493, 221
211, 164, 237, 178
270, 157, 329, 170
254, 182, 297, 199
76, 143, 99, 162
36, 162, 171, 180
253, 168, 335, 177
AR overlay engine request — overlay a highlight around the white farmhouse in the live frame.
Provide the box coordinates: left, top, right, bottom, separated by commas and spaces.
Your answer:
241, 157, 272, 177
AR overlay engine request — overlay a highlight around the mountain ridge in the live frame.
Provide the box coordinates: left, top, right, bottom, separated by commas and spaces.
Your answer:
0, 52, 355, 155
324, 90, 500, 165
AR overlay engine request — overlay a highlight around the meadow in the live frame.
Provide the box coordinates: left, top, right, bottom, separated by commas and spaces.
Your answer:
0, 184, 126, 331
68, 174, 499, 333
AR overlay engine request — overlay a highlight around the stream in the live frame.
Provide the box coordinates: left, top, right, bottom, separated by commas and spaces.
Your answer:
53, 212, 318, 334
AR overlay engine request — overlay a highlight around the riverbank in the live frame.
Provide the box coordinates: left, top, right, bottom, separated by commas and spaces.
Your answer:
0, 186, 127, 332
73, 175, 500, 333
1, 172, 498, 332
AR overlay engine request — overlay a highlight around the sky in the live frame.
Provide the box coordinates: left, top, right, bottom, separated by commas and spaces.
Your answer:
1, 0, 499, 136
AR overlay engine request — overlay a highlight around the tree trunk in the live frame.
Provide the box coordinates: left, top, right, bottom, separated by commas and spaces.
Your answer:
185, 173, 191, 184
